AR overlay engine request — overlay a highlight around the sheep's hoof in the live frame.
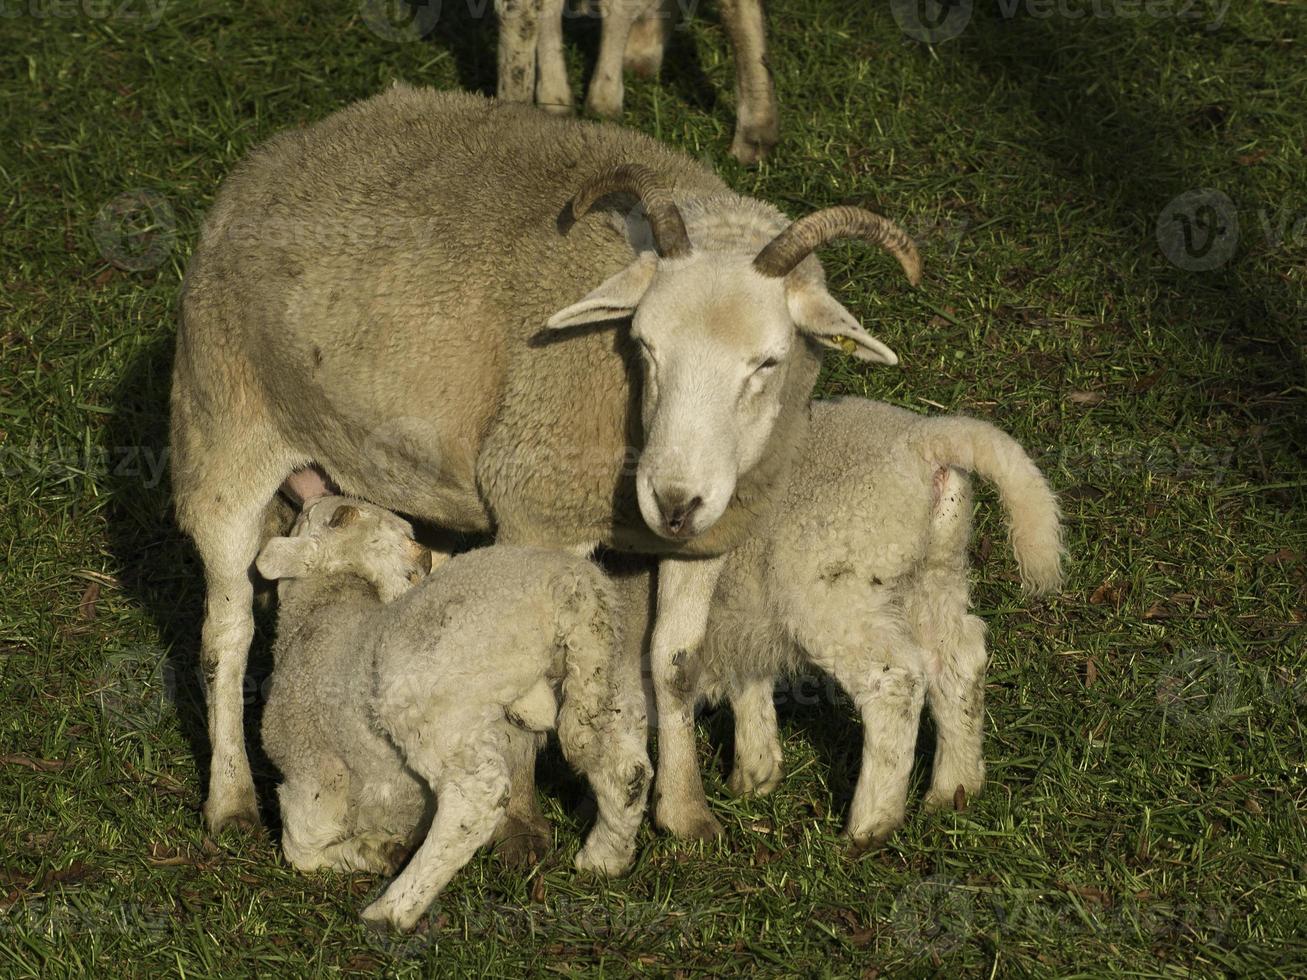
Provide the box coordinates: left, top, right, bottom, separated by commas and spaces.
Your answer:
656, 803, 723, 842
202, 796, 262, 837
584, 86, 624, 121
725, 762, 783, 798
729, 113, 780, 167
492, 814, 551, 867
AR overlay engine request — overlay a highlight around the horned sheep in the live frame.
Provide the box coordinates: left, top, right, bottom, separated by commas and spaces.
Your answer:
257, 496, 650, 933
172, 84, 919, 845
615, 398, 1065, 847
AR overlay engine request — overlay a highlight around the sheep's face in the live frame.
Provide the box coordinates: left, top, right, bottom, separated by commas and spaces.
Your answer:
547, 252, 896, 541
256, 496, 439, 601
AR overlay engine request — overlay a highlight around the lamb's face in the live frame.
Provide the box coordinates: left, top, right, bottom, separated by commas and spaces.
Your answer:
256, 496, 437, 601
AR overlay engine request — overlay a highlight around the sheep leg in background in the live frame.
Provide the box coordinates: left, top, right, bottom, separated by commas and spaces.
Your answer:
623, 0, 673, 78
922, 610, 989, 810
648, 555, 725, 840
497, 0, 542, 103
720, 0, 779, 165
490, 728, 551, 864
361, 738, 511, 933
536, 0, 574, 113
587, 0, 657, 118
724, 674, 783, 797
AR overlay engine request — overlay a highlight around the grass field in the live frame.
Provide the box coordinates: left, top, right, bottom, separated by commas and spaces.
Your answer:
3, 0, 1306, 975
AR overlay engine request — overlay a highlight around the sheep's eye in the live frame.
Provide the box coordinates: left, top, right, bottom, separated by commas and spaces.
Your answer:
754, 356, 780, 373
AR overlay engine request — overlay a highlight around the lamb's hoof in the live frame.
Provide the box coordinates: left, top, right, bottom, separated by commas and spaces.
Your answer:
574, 845, 632, 877
729, 114, 780, 167
360, 902, 408, 934
843, 819, 900, 856
493, 814, 551, 867
202, 795, 261, 836
726, 762, 783, 798
655, 803, 723, 841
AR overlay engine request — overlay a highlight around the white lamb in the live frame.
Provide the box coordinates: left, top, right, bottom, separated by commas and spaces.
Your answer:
617, 398, 1065, 848
256, 497, 651, 933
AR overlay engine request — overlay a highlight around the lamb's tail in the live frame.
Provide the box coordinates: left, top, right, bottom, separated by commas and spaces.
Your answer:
914, 416, 1065, 595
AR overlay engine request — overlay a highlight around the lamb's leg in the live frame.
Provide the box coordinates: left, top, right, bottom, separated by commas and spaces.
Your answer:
623, 0, 672, 78
361, 747, 510, 933
827, 651, 926, 849
586, 0, 655, 118
649, 555, 726, 840
536, 0, 573, 113
720, 0, 779, 165
497, 0, 542, 103
491, 728, 551, 865
923, 612, 989, 811
173, 412, 296, 833
797, 617, 926, 849
725, 675, 783, 797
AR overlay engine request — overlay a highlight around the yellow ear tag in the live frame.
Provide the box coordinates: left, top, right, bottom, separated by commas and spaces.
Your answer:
831, 334, 858, 355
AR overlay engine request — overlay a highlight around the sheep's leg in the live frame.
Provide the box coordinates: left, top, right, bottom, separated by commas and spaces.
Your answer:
720, 0, 779, 165
923, 612, 989, 811
725, 675, 783, 797
536, 0, 573, 113
173, 419, 296, 833
649, 555, 725, 840
497, 0, 542, 103
623, 0, 672, 78
586, 0, 655, 118
361, 749, 510, 933
491, 728, 551, 865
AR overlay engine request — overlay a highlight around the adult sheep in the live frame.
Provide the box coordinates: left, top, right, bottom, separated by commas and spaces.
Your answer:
172, 84, 919, 844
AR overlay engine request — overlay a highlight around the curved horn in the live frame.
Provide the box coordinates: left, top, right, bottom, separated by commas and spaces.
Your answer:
753, 205, 922, 285
568, 164, 692, 260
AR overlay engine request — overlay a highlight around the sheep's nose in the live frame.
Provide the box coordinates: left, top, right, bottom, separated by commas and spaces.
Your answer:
656, 490, 704, 538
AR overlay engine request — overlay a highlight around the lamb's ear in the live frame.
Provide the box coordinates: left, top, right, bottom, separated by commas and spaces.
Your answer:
788, 282, 898, 365
255, 536, 315, 581
545, 254, 657, 330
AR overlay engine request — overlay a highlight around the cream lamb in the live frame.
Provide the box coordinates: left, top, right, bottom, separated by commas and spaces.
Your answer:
257, 497, 651, 933
617, 398, 1064, 848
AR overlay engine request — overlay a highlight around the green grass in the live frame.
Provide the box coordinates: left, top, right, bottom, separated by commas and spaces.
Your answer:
2, 0, 1306, 975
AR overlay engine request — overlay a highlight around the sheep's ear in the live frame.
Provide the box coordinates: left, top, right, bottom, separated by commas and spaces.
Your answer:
788, 283, 898, 365
544, 254, 657, 330
256, 536, 315, 581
